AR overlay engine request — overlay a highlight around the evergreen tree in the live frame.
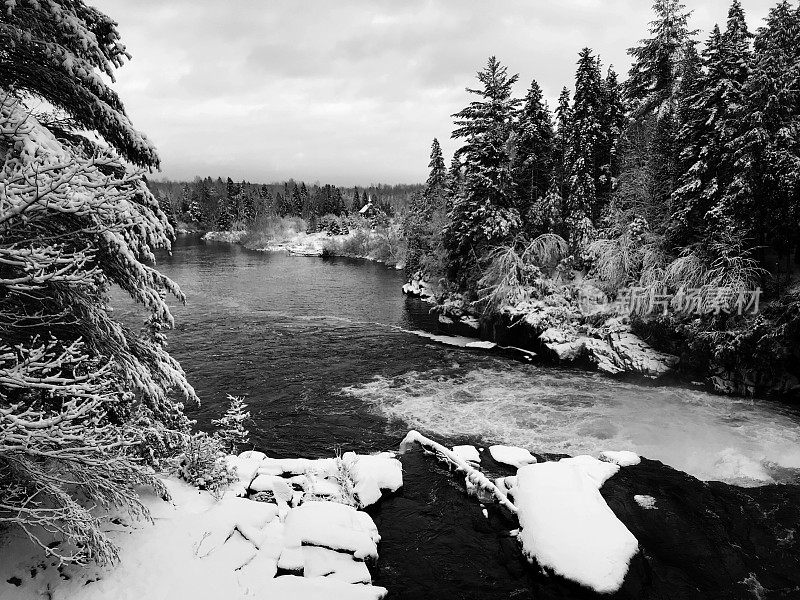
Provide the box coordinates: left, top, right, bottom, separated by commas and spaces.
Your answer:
158, 191, 177, 229
598, 67, 626, 210
188, 187, 204, 224
444, 56, 522, 285
564, 48, 605, 235
553, 87, 573, 203
511, 79, 555, 228
728, 0, 800, 268
672, 3, 753, 247
445, 154, 463, 208
180, 183, 191, 215
212, 395, 251, 454
352, 189, 361, 211
0, 0, 193, 564
291, 183, 303, 216
625, 0, 698, 216
425, 138, 447, 202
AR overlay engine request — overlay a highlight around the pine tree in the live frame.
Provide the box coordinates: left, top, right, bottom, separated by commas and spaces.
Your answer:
598, 67, 626, 210
553, 87, 572, 202
446, 154, 463, 208
511, 79, 555, 230
564, 48, 605, 237
425, 138, 447, 202
444, 56, 522, 285
158, 192, 177, 229
625, 0, 698, 217
0, 0, 193, 565
728, 0, 800, 269
672, 2, 753, 247
189, 188, 204, 224
212, 395, 251, 454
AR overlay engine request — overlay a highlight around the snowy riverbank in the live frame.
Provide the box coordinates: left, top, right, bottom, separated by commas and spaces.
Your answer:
2, 433, 799, 599
0, 450, 402, 600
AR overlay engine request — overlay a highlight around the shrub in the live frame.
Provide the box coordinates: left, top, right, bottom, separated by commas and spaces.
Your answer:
178, 433, 238, 498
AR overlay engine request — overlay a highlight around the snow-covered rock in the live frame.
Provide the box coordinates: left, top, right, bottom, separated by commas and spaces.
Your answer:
282, 501, 380, 560
601, 450, 642, 467
250, 473, 294, 502
488, 445, 537, 469
301, 547, 372, 583
342, 452, 403, 508
452, 445, 481, 464
515, 457, 638, 594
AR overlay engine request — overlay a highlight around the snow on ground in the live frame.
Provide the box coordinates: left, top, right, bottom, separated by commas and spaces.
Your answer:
634, 495, 657, 510
514, 456, 638, 594
488, 444, 537, 468
601, 450, 642, 467
0, 450, 397, 600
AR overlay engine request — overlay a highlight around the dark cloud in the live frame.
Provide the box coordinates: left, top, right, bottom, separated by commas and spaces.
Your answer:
95, 0, 776, 185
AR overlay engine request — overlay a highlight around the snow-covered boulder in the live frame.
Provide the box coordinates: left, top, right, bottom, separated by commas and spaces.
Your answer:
250, 473, 293, 502
488, 445, 537, 469
258, 575, 387, 600
452, 445, 480, 464
515, 457, 638, 594
342, 452, 403, 508
601, 450, 642, 467
282, 501, 380, 560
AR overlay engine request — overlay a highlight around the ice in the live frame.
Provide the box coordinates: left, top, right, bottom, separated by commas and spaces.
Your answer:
515, 458, 638, 593
488, 444, 537, 468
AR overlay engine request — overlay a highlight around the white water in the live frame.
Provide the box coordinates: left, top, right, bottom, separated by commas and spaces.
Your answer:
343, 361, 800, 486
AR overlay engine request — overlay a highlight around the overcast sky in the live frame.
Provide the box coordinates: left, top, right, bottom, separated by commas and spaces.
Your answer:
95, 0, 776, 186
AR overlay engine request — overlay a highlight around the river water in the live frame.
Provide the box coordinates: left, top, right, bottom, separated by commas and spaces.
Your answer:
118, 235, 800, 487
111, 235, 800, 598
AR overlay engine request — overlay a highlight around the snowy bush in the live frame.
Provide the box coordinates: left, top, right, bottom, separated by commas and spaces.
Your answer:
178, 433, 238, 498
212, 395, 251, 454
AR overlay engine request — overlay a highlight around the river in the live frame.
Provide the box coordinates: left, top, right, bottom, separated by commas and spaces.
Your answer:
113, 234, 800, 598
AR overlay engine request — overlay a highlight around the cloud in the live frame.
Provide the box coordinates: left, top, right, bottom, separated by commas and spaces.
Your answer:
94, 0, 777, 185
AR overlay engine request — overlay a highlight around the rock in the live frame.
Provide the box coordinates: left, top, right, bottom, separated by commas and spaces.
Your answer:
488, 445, 537, 469
606, 331, 679, 378
452, 445, 480, 464
249, 474, 293, 502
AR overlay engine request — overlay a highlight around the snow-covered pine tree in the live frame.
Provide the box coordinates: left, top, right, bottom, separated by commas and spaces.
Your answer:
671, 2, 753, 248
596, 66, 626, 217
511, 78, 555, 232
445, 154, 463, 209
444, 56, 522, 286
158, 191, 177, 229
212, 395, 251, 454
727, 0, 800, 269
564, 48, 605, 241
552, 87, 573, 205
1, 0, 195, 565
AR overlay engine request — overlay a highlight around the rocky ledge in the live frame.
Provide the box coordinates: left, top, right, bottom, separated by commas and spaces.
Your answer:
403, 278, 679, 381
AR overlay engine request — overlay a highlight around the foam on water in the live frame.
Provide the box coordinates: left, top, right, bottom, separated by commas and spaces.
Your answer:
342, 363, 800, 486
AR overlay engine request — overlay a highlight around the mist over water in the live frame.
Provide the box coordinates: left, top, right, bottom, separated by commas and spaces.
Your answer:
118, 235, 800, 487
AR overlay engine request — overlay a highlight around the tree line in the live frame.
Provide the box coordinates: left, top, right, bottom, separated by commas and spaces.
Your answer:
149, 178, 422, 231
408, 0, 800, 300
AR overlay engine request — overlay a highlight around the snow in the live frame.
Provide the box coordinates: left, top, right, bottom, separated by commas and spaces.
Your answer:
601, 450, 642, 467
342, 452, 403, 508
259, 576, 387, 599
452, 445, 481, 464
0, 462, 394, 600
634, 495, 657, 509
488, 444, 537, 468
301, 547, 372, 583
515, 458, 638, 594
466, 340, 497, 349
250, 473, 293, 502
282, 501, 379, 560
